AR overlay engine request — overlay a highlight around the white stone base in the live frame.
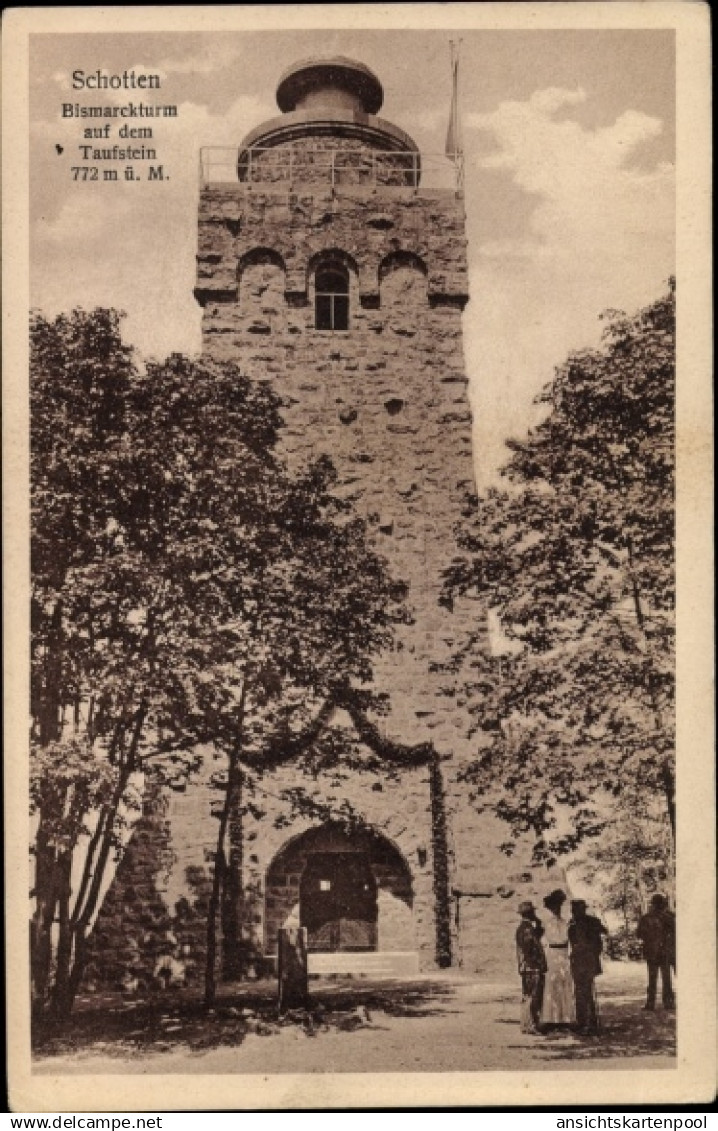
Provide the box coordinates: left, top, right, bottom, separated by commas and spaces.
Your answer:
306, 950, 420, 977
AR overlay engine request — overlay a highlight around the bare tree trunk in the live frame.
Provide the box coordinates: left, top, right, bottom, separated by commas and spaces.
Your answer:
205, 812, 227, 1008
429, 749, 452, 968
626, 540, 675, 850
622, 871, 630, 935
206, 745, 246, 1003
660, 759, 676, 847
31, 600, 65, 1016
205, 688, 247, 1008
221, 764, 245, 981
50, 706, 144, 1021
66, 925, 89, 1008
50, 852, 74, 1017
30, 833, 59, 1018
58, 757, 138, 1017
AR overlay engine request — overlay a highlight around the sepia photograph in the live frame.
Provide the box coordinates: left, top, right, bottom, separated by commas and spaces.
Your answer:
2, 2, 713, 1112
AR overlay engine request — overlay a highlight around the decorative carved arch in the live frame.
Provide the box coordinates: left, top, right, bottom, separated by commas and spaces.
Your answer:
306, 247, 360, 286
378, 249, 428, 282
379, 250, 429, 316
238, 246, 287, 278
238, 248, 287, 317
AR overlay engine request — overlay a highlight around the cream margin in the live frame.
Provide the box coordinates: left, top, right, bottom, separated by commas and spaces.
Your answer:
2, 2, 713, 1112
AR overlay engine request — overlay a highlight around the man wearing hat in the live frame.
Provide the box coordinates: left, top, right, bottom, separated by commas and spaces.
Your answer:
636, 893, 676, 1010
568, 899, 608, 1034
516, 900, 547, 1035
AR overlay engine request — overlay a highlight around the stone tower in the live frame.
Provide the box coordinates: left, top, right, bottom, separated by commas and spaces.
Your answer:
190, 57, 562, 976
90, 58, 562, 989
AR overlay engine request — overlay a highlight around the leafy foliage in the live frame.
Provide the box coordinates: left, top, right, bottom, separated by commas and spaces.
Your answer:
444, 283, 675, 862
30, 307, 408, 1014
576, 790, 673, 937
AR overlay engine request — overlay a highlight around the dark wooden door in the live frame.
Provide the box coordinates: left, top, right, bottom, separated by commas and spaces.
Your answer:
300, 852, 378, 952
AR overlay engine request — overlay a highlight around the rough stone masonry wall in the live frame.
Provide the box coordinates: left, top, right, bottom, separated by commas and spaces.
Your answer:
191, 175, 495, 971
85, 780, 211, 992
196, 182, 474, 755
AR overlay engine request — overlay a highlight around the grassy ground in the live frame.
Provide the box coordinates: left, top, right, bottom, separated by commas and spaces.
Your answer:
33, 961, 675, 1075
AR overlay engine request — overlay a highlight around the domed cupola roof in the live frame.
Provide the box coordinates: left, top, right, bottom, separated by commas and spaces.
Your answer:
275, 57, 384, 115
237, 55, 417, 164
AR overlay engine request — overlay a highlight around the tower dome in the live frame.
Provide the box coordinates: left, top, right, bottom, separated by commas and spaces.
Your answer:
237, 54, 417, 183
275, 56, 384, 115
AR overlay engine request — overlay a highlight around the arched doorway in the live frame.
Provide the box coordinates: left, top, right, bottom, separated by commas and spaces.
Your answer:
300, 851, 377, 951
264, 823, 414, 959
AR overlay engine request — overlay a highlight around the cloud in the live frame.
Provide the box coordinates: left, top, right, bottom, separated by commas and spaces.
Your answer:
402, 107, 446, 133
35, 193, 122, 244
31, 90, 275, 360
468, 87, 667, 191
462, 87, 674, 485
529, 86, 587, 115
155, 42, 242, 76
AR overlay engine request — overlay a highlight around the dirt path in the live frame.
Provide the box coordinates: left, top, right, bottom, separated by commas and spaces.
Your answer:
33, 961, 675, 1076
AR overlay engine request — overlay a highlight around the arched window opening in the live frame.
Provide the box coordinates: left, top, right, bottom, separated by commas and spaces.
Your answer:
238, 248, 286, 320
379, 250, 428, 283
315, 262, 349, 331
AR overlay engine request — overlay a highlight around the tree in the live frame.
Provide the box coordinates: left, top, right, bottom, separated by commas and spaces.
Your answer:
30, 308, 408, 1016
575, 789, 673, 938
191, 453, 409, 1003
444, 282, 675, 863
31, 307, 144, 1018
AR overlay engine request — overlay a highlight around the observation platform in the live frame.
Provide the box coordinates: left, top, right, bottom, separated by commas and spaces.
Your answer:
199, 146, 460, 192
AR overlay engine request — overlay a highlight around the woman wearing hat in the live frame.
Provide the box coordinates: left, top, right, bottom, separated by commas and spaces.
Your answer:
540, 889, 576, 1028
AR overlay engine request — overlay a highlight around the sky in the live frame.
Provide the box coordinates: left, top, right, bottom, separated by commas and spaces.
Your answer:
29, 27, 675, 485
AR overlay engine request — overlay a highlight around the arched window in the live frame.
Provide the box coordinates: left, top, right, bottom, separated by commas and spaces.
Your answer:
315, 261, 349, 331
238, 248, 286, 312
379, 251, 428, 308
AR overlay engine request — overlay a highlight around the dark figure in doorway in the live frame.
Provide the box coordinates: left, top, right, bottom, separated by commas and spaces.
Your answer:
568, 899, 608, 1034
637, 893, 676, 1010
516, 900, 547, 1034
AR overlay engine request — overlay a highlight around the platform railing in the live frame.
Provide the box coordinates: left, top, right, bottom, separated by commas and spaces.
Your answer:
199, 146, 461, 192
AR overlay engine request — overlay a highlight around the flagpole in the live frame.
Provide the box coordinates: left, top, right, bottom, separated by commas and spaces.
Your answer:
447, 38, 464, 194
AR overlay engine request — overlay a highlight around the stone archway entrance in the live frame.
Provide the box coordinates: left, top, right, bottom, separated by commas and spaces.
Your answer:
265, 823, 417, 971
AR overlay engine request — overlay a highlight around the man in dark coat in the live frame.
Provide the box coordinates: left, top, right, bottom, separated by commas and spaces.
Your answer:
568, 899, 608, 1034
516, 900, 547, 1034
637, 893, 676, 1010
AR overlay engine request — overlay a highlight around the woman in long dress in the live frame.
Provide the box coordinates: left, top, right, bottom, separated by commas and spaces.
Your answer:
540, 889, 576, 1028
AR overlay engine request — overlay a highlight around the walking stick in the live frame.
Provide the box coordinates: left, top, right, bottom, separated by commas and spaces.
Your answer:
592, 979, 601, 1033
